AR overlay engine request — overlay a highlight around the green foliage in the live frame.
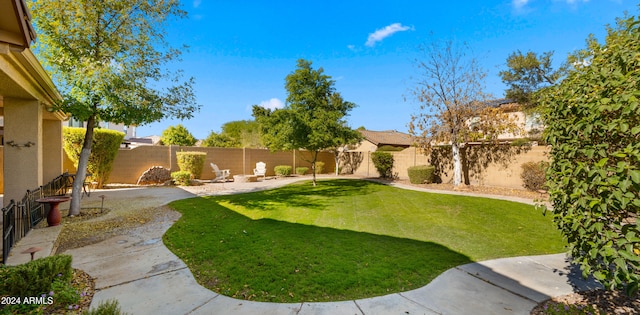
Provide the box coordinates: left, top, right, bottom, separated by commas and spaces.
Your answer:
201, 132, 238, 148
171, 171, 192, 186
84, 299, 127, 315
274, 165, 292, 176
315, 161, 325, 174
510, 138, 531, 147
0, 254, 73, 297
176, 151, 206, 179
377, 145, 405, 152
371, 151, 394, 179
161, 124, 197, 146
202, 120, 263, 148
63, 127, 124, 188
295, 167, 309, 175
253, 59, 360, 186
541, 15, 640, 295
520, 161, 549, 191
499, 50, 567, 110
407, 165, 435, 184
539, 301, 598, 315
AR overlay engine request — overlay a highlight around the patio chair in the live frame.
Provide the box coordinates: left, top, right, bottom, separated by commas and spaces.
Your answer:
253, 161, 266, 179
210, 163, 230, 182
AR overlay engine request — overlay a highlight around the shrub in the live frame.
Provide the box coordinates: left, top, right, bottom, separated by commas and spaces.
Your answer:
371, 151, 394, 179
295, 167, 309, 175
540, 15, 640, 295
520, 161, 548, 191
407, 165, 435, 184
171, 171, 192, 186
85, 299, 126, 315
176, 151, 207, 179
510, 138, 531, 147
274, 165, 292, 176
0, 254, 73, 297
63, 127, 125, 188
160, 124, 197, 146
376, 145, 405, 152
315, 161, 325, 174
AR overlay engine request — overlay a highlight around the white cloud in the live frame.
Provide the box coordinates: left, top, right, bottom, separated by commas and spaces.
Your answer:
258, 98, 285, 110
365, 23, 413, 47
193, 0, 201, 8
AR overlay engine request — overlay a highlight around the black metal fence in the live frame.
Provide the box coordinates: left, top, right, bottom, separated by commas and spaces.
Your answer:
2, 173, 71, 264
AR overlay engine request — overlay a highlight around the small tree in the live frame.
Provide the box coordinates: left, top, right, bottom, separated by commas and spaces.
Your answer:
29, 0, 199, 216
253, 59, 359, 186
63, 127, 124, 188
541, 15, 640, 295
409, 40, 521, 187
161, 124, 197, 146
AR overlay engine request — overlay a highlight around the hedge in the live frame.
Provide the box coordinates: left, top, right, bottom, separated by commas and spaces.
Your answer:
407, 165, 435, 184
63, 127, 124, 188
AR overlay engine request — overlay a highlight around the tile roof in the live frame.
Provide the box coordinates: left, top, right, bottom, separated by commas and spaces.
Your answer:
358, 130, 414, 147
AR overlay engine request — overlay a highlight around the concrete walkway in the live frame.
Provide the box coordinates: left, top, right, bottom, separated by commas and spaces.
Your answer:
5, 176, 601, 314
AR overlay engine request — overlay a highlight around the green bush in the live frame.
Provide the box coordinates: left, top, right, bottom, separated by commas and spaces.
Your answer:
160, 124, 197, 146
85, 299, 127, 315
371, 151, 394, 179
520, 161, 548, 191
295, 167, 309, 175
63, 127, 125, 188
176, 151, 207, 179
540, 15, 640, 295
0, 254, 73, 297
376, 145, 405, 151
407, 165, 435, 184
274, 165, 292, 176
315, 161, 325, 174
171, 171, 192, 186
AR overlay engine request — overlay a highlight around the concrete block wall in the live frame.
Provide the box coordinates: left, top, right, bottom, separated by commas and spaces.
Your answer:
62, 146, 336, 184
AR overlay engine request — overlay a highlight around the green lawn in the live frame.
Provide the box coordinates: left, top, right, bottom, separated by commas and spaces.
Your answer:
164, 179, 565, 302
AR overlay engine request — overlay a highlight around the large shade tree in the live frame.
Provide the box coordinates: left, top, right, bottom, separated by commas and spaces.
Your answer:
409, 40, 521, 187
253, 59, 360, 186
29, 0, 200, 215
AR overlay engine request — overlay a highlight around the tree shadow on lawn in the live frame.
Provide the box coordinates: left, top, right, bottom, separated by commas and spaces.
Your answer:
209, 178, 379, 213
165, 197, 473, 303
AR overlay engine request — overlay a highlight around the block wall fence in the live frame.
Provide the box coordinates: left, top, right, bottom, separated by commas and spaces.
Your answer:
0, 144, 549, 191
62, 146, 336, 184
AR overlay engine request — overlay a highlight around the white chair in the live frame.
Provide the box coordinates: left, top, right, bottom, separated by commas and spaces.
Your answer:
253, 162, 266, 179
210, 163, 230, 182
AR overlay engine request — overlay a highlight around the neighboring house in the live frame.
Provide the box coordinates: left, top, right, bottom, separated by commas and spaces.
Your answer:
65, 117, 137, 139
485, 99, 544, 141
0, 0, 66, 204
353, 129, 415, 152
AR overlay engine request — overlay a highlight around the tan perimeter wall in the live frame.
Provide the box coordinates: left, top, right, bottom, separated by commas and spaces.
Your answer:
345, 145, 549, 190
63, 146, 335, 184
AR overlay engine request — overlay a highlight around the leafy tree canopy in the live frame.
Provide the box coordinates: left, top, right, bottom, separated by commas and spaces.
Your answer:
499, 50, 567, 110
541, 14, 640, 295
28, 0, 200, 215
253, 59, 360, 185
161, 124, 197, 146
202, 120, 263, 148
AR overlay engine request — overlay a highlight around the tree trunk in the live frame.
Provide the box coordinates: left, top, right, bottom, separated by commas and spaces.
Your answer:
452, 142, 462, 187
68, 115, 96, 216
312, 150, 318, 187
334, 150, 340, 176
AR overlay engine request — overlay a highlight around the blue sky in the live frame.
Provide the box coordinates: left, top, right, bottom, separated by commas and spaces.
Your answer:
136, 0, 638, 139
